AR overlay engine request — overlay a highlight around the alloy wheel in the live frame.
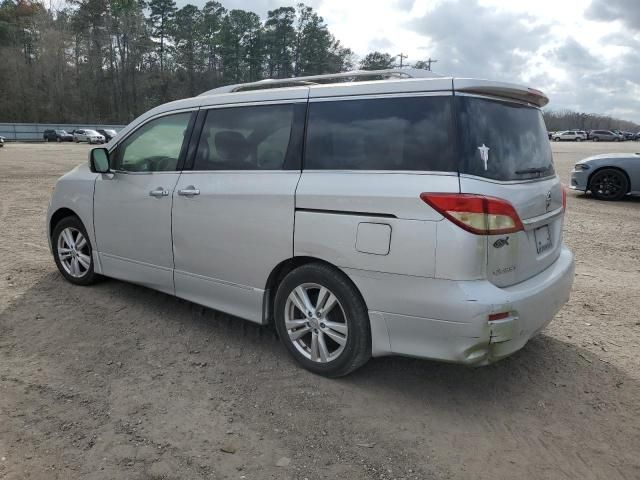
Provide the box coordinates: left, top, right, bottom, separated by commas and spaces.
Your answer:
57, 227, 91, 278
284, 283, 348, 363
590, 171, 625, 200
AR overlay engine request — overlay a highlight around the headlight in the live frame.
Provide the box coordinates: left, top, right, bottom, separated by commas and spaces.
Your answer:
574, 163, 590, 171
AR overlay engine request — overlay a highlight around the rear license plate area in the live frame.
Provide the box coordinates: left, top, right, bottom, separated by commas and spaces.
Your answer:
534, 225, 552, 254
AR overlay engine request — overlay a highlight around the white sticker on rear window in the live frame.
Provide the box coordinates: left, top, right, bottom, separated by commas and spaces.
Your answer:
478, 144, 490, 171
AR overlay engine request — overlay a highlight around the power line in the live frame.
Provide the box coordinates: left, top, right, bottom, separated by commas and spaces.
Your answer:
396, 52, 407, 68
424, 57, 437, 71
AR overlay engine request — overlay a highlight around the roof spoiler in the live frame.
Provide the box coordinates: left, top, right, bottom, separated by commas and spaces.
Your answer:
454, 79, 549, 108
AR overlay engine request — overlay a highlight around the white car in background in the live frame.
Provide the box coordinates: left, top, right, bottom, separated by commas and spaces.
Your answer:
552, 130, 587, 142
73, 129, 105, 144
0, 135, 5, 147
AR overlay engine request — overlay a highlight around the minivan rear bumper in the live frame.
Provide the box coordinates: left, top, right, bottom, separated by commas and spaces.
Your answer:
348, 245, 575, 365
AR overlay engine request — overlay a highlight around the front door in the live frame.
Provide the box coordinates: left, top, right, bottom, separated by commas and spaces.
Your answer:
172, 102, 304, 323
93, 111, 194, 294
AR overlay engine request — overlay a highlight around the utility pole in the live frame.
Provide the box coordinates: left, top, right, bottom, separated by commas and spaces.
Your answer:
397, 52, 408, 68
425, 57, 438, 71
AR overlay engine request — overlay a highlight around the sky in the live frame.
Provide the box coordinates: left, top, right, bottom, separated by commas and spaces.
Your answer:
187, 0, 640, 123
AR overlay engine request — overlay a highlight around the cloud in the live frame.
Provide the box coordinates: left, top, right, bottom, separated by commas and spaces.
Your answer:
368, 37, 394, 51
409, 0, 550, 80
586, 0, 640, 31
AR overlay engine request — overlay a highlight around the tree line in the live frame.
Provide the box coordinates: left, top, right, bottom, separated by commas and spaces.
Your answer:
0, 0, 359, 123
1, 0, 637, 130
543, 110, 639, 133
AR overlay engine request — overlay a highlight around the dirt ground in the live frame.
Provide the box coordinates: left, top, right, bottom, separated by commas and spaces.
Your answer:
0, 141, 639, 480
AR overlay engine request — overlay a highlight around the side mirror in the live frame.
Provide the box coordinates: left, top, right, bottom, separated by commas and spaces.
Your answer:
90, 147, 110, 173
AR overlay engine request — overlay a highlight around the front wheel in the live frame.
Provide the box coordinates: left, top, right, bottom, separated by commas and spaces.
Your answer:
554, 137, 560, 142
593, 137, 599, 142
52, 216, 100, 285
576, 137, 582, 142
274, 263, 371, 377
589, 168, 628, 201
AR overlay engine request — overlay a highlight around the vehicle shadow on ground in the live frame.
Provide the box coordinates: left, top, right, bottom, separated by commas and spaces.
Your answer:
571, 191, 640, 204
2, 271, 639, 478
3, 270, 638, 406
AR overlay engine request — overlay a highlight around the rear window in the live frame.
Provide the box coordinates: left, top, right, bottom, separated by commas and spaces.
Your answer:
456, 96, 554, 181
304, 96, 454, 171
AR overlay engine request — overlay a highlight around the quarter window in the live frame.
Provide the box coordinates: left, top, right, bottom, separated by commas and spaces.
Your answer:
193, 104, 295, 170
112, 112, 192, 172
304, 96, 455, 171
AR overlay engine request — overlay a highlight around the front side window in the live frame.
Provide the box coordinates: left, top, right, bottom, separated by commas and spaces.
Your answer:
193, 104, 295, 171
112, 112, 192, 172
304, 96, 455, 171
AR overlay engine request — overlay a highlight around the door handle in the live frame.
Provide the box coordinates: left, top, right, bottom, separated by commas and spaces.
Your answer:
178, 186, 200, 197
149, 187, 169, 197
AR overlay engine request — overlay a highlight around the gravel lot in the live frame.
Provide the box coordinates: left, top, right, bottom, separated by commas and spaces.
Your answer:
1, 141, 639, 480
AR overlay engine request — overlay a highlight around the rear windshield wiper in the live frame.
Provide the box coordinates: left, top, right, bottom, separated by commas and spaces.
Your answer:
514, 166, 550, 175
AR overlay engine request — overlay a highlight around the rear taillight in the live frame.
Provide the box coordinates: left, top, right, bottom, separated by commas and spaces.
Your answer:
561, 184, 567, 211
420, 193, 524, 235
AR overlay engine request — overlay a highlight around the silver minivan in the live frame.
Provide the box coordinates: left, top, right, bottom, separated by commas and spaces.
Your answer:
47, 69, 575, 376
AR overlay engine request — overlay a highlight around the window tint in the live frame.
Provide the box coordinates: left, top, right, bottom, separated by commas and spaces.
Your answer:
304, 96, 454, 171
112, 113, 191, 172
193, 104, 294, 170
456, 96, 554, 181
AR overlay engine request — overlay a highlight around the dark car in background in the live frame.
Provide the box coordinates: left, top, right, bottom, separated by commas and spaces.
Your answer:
96, 128, 118, 142
590, 130, 621, 142
43, 129, 74, 142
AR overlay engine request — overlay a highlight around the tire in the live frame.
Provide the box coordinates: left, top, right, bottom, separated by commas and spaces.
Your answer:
52, 216, 100, 285
45, 137, 50, 142
589, 168, 629, 201
56, 137, 61, 143
576, 137, 582, 142
274, 263, 371, 377
554, 137, 560, 142
593, 137, 599, 142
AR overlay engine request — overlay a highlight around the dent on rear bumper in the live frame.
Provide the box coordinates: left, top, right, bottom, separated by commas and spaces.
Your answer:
348, 246, 575, 365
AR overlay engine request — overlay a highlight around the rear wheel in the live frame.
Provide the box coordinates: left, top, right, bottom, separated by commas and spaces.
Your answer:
576, 137, 582, 142
589, 168, 628, 201
52, 216, 100, 285
274, 263, 371, 377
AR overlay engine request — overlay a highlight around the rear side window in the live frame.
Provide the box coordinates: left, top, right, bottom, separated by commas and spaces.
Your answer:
193, 104, 297, 170
304, 96, 455, 171
456, 96, 554, 181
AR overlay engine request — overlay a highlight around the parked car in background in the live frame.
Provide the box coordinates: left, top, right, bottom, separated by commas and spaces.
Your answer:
552, 130, 587, 142
548, 131, 555, 139
0, 135, 4, 147
590, 130, 621, 142
43, 129, 74, 142
611, 130, 626, 141
47, 69, 574, 376
73, 129, 105, 144
635, 132, 640, 141
622, 131, 635, 141
96, 129, 118, 142
571, 153, 640, 200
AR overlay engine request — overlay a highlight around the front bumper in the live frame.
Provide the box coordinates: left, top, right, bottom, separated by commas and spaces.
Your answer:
349, 246, 575, 365
570, 168, 590, 191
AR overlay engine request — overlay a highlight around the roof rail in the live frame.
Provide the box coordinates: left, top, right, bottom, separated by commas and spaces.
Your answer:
198, 68, 443, 96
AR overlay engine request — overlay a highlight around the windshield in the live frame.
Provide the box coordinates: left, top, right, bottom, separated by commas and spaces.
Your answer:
105, 129, 116, 135
85, 130, 99, 135
456, 96, 554, 181
56, 130, 67, 134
